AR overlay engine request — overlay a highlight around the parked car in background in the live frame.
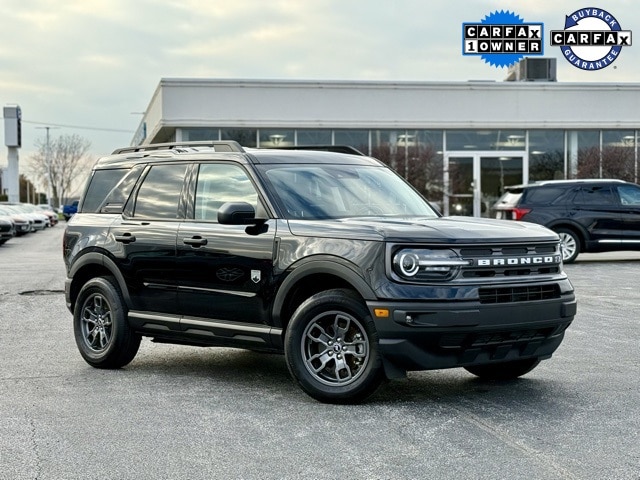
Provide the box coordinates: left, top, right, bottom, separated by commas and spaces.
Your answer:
0, 205, 32, 235
0, 215, 15, 245
25, 203, 58, 226
38, 204, 59, 214
0, 203, 48, 231
62, 201, 78, 221
494, 179, 640, 263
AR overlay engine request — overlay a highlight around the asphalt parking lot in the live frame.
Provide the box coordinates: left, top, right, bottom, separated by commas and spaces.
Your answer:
1, 226, 639, 480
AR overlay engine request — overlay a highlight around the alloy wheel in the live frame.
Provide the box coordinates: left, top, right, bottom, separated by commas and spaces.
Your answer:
80, 293, 113, 352
301, 310, 370, 387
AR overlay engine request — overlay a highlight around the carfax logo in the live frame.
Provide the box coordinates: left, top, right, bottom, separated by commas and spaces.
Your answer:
463, 10, 544, 67
550, 8, 632, 70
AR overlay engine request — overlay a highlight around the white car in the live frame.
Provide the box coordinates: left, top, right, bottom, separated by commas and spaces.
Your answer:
1, 204, 48, 231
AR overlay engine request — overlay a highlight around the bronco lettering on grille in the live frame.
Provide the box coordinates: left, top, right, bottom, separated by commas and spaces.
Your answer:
476, 255, 561, 266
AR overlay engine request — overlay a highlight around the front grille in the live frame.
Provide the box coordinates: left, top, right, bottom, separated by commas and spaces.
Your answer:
457, 243, 562, 279
479, 284, 561, 304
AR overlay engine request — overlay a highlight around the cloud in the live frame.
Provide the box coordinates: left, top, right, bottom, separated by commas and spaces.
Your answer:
1, 0, 639, 166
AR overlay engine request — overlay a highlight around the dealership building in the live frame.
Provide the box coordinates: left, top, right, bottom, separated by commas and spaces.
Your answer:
132, 59, 640, 216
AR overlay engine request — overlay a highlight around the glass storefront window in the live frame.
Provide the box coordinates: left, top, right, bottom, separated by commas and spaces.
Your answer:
334, 130, 369, 154
371, 130, 405, 172
182, 128, 220, 141
528, 130, 565, 181
259, 129, 295, 148
568, 130, 600, 179
297, 129, 332, 145
446, 130, 526, 151
602, 130, 635, 182
408, 130, 444, 205
221, 128, 257, 147
369, 130, 443, 205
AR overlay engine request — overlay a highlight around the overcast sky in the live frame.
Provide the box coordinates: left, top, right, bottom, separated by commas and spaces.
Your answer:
1, 0, 638, 176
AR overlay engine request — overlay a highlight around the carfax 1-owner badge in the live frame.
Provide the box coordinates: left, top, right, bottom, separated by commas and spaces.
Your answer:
551, 8, 632, 70
462, 10, 544, 67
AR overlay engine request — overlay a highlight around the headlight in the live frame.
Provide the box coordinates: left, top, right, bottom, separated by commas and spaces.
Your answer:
392, 248, 469, 281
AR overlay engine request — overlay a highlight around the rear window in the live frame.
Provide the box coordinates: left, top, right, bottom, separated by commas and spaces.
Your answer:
494, 190, 522, 209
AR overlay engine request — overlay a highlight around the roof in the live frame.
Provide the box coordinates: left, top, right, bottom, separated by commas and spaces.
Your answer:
94, 142, 382, 169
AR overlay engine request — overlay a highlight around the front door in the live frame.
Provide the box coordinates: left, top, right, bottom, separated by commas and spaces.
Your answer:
176, 162, 277, 325
445, 152, 525, 217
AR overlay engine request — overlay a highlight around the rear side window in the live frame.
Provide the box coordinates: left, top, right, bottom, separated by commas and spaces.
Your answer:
521, 186, 569, 205
574, 186, 615, 205
617, 185, 640, 205
132, 164, 188, 219
81, 169, 129, 213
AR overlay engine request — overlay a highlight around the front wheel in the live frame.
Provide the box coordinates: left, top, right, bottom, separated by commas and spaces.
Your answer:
284, 289, 385, 404
73, 276, 141, 369
464, 358, 541, 380
554, 227, 580, 263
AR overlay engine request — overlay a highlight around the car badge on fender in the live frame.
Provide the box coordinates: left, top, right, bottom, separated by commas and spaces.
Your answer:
251, 270, 261, 283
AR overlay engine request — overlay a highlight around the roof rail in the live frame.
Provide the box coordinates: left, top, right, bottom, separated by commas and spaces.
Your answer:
112, 141, 245, 155
264, 145, 366, 156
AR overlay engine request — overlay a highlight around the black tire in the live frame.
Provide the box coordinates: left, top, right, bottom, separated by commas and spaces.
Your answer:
284, 289, 385, 404
464, 358, 541, 380
554, 227, 580, 263
73, 276, 141, 369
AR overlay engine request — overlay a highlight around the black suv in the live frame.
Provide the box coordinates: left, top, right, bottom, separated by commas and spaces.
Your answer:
494, 179, 640, 263
64, 142, 576, 403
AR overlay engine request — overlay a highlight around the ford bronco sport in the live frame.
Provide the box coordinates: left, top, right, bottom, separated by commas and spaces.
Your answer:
64, 142, 576, 403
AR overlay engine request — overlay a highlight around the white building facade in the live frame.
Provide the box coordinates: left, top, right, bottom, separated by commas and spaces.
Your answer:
133, 78, 640, 216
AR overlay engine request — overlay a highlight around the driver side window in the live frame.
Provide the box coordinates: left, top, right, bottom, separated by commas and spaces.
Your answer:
194, 164, 258, 222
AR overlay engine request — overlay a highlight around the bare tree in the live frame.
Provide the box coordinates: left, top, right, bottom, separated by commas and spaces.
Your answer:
29, 133, 93, 207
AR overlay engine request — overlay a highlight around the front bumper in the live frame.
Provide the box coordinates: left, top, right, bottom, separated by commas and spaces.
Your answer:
367, 293, 576, 373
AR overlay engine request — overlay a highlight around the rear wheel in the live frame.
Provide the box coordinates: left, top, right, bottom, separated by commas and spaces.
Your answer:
73, 276, 141, 369
284, 289, 385, 404
554, 227, 580, 263
464, 358, 541, 380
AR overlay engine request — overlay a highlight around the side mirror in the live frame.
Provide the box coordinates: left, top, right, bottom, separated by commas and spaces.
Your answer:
218, 202, 259, 225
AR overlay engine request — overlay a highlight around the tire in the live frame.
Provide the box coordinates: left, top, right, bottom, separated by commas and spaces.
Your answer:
284, 289, 385, 404
464, 358, 541, 380
73, 276, 141, 369
554, 227, 580, 263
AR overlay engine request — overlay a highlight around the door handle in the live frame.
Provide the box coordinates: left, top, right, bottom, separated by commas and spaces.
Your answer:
183, 236, 208, 247
114, 233, 136, 243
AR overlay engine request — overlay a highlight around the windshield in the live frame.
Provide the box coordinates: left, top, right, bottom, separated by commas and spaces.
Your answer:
258, 164, 438, 220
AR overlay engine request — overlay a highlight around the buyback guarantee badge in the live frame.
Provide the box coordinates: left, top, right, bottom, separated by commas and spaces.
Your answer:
551, 8, 632, 70
463, 10, 544, 67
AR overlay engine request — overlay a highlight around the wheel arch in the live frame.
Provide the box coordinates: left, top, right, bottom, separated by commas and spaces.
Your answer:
272, 258, 376, 332
68, 252, 132, 311
546, 221, 586, 250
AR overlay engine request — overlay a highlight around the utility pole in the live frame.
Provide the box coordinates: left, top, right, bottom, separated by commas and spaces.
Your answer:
36, 126, 60, 207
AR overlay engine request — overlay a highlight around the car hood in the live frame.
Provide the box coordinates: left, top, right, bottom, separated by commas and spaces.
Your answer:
286, 216, 558, 244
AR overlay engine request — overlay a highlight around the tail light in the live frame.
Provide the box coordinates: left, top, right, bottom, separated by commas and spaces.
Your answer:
512, 208, 531, 220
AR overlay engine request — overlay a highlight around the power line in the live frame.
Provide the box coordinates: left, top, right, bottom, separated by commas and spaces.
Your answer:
23, 119, 135, 134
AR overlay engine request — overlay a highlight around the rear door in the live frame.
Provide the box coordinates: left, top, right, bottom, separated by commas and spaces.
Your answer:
573, 184, 623, 242
176, 162, 277, 327
109, 163, 188, 314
